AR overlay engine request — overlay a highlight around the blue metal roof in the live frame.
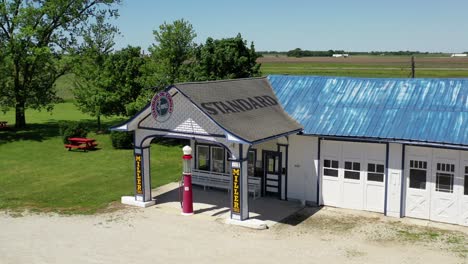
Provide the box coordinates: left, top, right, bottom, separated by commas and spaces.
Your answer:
268, 75, 468, 146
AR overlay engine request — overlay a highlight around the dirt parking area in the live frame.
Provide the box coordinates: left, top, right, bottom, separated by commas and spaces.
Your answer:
1, 186, 467, 264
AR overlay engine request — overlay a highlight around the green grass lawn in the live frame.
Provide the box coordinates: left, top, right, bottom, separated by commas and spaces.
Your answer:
0, 103, 183, 214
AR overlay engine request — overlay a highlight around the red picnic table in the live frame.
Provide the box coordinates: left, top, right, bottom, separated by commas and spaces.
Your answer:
65, 137, 98, 151
0, 121, 8, 129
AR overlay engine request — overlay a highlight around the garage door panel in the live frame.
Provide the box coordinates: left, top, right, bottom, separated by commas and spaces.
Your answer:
431, 197, 458, 224
405, 148, 467, 227
366, 184, 384, 213
430, 159, 458, 224
405, 154, 431, 220
322, 178, 340, 207
342, 181, 363, 210
321, 141, 385, 213
406, 193, 430, 219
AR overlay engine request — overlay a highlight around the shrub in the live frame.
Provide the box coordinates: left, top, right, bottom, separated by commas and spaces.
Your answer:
59, 122, 89, 143
110, 131, 134, 149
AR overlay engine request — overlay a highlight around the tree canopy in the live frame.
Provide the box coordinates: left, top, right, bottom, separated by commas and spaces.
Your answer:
140, 19, 196, 89
192, 34, 260, 81
0, 0, 120, 128
73, 46, 145, 130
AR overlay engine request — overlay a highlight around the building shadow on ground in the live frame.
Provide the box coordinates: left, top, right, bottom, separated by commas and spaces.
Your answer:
153, 184, 322, 226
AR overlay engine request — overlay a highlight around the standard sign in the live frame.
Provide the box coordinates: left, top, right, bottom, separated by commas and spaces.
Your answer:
201, 95, 278, 115
232, 168, 241, 214
135, 154, 143, 194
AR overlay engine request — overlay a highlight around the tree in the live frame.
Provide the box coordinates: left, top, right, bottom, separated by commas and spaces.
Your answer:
192, 34, 261, 81
73, 12, 117, 131
74, 46, 145, 130
141, 19, 197, 88
0, 0, 120, 128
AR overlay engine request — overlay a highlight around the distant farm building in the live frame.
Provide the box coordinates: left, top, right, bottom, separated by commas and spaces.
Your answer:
451, 53, 467, 57
332, 54, 349, 58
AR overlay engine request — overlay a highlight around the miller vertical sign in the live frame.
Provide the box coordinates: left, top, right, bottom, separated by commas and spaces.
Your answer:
232, 168, 241, 214
135, 154, 143, 194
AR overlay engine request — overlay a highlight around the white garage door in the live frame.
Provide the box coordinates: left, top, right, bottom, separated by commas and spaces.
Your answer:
321, 141, 386, 213
405, 147, 468, 226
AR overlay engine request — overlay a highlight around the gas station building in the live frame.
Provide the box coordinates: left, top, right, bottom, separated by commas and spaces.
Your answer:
113, 75, 468, 227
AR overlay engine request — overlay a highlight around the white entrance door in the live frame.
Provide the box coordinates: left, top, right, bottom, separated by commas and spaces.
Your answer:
264, 151, 281, 198
405, 158, 431, 219
430, 160, 458, 224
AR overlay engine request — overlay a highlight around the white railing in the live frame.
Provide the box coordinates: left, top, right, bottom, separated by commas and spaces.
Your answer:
192, 169, 261, 199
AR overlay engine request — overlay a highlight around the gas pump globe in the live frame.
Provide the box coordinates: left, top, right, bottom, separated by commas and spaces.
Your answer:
182, 146, 192, 174
181, 145, 194, 215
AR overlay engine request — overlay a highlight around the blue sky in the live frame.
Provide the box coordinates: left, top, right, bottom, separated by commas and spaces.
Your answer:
113, 0, 468, 52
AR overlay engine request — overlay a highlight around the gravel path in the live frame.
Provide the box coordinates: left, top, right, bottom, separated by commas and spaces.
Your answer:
1, 204, 467, 264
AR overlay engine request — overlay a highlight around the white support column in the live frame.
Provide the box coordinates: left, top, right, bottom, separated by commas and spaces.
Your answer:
121, 132, 155, 208
229, 143, 250, 221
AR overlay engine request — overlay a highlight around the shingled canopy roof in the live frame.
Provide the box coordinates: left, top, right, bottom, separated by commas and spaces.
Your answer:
171, 77, 303, 143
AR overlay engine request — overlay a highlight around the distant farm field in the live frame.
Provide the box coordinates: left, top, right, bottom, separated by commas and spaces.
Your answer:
259, 55, 468, 78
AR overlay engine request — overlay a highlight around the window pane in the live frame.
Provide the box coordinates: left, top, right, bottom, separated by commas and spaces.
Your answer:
268, 157, 275, 173
211, 147, 225, 173
377, 164, 385, 173
368, 163, 375, 172
332, 160, 339, 168
212, 147, 224, 160
409, 169, 426, 189
410, 160, 414, 168
368, 173, 384, 182
324, 159, 330, 168
197, 146, 209, 171
344, 171, 360, 180
345, 161, 352, 170
353, 162, 360, 171
436, 173, 453, 193
324, 168, 338, 177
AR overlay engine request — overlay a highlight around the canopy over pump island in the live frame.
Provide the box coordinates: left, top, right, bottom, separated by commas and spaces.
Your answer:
112, 77, 302, 221
113, 75, 468, 227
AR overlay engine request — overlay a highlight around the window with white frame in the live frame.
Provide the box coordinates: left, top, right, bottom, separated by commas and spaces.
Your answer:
367, 163, 385, 182
435, 162, 454, 193
344, 161, 360, 180
196, 144, 226, 173
323, 159, 339, 177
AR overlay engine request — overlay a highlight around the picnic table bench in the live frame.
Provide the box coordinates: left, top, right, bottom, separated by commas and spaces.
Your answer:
65, 137, 98, 151
0, 121, 8, 129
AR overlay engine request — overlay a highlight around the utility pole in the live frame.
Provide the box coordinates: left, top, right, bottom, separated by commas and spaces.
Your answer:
411, 56, 415, 78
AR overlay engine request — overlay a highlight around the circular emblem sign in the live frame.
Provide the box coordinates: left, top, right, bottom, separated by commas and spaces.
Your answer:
151, 91, 174, 122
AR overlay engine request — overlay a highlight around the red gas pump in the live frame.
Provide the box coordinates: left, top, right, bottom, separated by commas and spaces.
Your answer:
181, 145, 194, 215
